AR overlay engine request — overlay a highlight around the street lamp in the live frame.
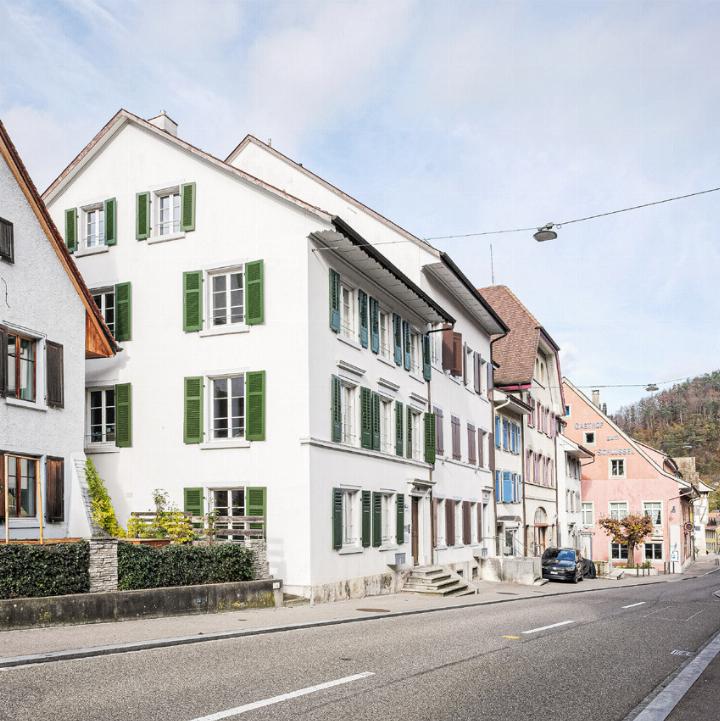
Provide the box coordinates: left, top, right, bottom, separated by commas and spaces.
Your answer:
533, 223, 557, 242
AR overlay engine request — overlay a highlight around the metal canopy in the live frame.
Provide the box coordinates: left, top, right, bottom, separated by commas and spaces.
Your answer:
311, 221, 455, 326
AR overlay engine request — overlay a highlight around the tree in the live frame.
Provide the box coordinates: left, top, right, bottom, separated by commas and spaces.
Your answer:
598, 514, 654, 567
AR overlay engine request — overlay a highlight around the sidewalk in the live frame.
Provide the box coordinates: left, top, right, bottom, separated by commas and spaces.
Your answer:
0, 570, 679, 663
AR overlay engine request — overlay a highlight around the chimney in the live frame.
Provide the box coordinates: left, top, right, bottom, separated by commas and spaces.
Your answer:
602, 402, 607, 415
592, 389, 600, 407
147, 111, 178, 137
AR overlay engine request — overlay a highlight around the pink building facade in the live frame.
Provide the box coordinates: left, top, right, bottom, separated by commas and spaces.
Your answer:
562, 379, 693, 572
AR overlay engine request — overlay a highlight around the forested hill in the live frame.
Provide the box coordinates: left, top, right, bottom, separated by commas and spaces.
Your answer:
613, 371, 720, 491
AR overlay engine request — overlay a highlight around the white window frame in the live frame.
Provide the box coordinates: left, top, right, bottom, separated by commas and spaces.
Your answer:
611, 542, 628, 561
207, 373, 246, 442
436, 498, 446, 547
644, 541, 663, 560
156, 187, 181, 237
582, 502, 593, 526
379, 397, 394, 454
208, 266, 245, 329
209, 487, 248, 542
341, 488, 361, 549
380, 492, 396, 546
341, 381, 358, 446
584, 431, 595, 445
378, 308, 391, 361
643, 501, 663, 527
409, 330, 422, 376
454, 500, 463, 545
83, 203, 105, 250
609, 501, 628, 520
86, 386, 116, 447
609, 458, 626, 478
91, 287, 115, 337
339, 283, 356, 341
470, 502, 479, 545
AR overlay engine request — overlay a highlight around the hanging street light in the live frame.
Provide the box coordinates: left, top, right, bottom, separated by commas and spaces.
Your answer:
645, 383, 659, 392
533, 223, 558, 242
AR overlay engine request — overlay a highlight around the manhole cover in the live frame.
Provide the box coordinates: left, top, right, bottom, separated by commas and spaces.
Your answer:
356, 608, 391, 613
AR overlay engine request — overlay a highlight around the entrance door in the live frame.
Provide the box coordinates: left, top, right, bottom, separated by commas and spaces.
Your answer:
411, 496, 420, 565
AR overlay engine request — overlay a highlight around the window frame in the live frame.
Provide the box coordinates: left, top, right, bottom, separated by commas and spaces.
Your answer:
82, 203, 106, 250
611, 542, 628, 561
86, 386, 116, 446
6, 332, 38, 403
341, 488, 361, 549
409, 408, 423, 460
208, 373, 246, 442
340, 381, 358, 446
156, 187, 182, 237
609, 458, 626, 478
582, 502, 594, 526
380, 492, 396, 546
409, 330, 422, 376
0, 217, 14, 263
378, 308, 391, 361
379, 397, 394, 454
609, 501, 629, 520
643, 501, 663, 527
584, 431, 595, 445
91, 287, 116, 337
644, 541, 663, 560
208, 265, 246, 329
3, 453, 40, 519
339, 283, 357, 342
209, 487, 248, 542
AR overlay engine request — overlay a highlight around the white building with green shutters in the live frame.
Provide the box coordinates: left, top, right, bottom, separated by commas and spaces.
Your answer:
44, 110, 505, 600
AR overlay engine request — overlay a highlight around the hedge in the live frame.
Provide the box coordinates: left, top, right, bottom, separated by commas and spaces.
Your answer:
0, 542, 90, 599
117, 542, 255, 591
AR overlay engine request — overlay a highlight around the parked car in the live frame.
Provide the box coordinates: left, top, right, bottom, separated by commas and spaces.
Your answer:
541, 547, 585, 583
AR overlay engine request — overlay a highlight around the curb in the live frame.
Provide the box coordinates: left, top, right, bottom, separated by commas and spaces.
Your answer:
0, 576, 680, 669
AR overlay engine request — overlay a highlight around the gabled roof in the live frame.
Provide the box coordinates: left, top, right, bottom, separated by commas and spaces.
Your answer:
42, 110, 333, 224
0, 120, 116, 359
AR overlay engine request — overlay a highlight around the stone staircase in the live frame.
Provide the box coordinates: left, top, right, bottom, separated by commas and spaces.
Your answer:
401, 565, 475, 597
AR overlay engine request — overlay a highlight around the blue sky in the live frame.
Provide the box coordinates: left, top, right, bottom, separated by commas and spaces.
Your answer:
2, 0, 718, 412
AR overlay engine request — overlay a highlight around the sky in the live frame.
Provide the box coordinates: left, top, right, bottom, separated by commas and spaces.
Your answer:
2, 0, 719, 413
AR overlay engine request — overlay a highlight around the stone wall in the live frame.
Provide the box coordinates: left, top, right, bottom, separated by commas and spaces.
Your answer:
245, 539, 269, 579
88, 538, 119, 592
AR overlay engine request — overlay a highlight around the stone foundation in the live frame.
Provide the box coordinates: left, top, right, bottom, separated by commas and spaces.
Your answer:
88, 538, 119, 592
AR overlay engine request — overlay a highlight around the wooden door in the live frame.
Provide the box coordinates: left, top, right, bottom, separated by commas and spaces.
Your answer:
411, 496, 420, 565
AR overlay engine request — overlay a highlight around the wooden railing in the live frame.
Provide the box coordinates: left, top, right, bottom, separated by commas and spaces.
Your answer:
129, 512, 265, 540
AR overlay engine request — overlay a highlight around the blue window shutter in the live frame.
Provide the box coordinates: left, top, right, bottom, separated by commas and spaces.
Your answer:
495, 416, 501, 448
392, 314, 402, 365
503, 472, 513, 503
495, 471, 501, 498
358, 290, 369, 348
370, 298, 379, 353
402, 321, 411, 371
329, 269, 341, 332
422, 333, 431, 381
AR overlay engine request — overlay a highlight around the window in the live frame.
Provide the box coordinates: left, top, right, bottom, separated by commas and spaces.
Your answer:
582, 503, 593, 526
609, 501, 628, 520
502, 418, 509, 451
88, 388, 115, 444
410, 410, 423, 460
342, 489, 360, 546
467, 424, 476, 464
584, 432, 595, 445
565, 405, 571, 417
451, 416, 461, 460
341, 383, 357, 445
212, 489, 246, 541
0, 217, 14, 263
380, 398, 394, 454
477, 429, 485, 467
610, 459, 625, 478
4, 455, 38, 518
644, 542, 663, 560
379, 310, 391, 360
643, 502, 662, 526
211, 375, 245, 439
158, 190, 181, 235
7, 333, 37, 402
340, 285, 356, 340
92, 288, 115, 336
434, 407, 444, 456
210, 269, 244, 326
410, 331, 421, 375
494, 415, 501, 448
611, 542, 628, 560
84, 205, 105, 248
380, 493, 396, 545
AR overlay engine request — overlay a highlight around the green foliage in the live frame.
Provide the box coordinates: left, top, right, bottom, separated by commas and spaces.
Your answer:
85, 459, 125, 538
117, 542, 255, 591
598, 514, 654, 567
0, 542, 89, 599
126, 489, 195, 543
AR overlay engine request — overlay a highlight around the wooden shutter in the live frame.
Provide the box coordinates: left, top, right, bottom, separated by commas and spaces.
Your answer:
64, 208, 77, 252
247, 486, 267, 535
246, 371, 266, 441
361, 490, 371, 547
488, 430, 495, 471
424, 412, 436, 464
329, 269, 341, 332
402, 321, 411, 371
45, 341, 64, 408
477, 503, 483, 545
477, 428, 484, 468
372, 492, 382, 547
371, 392, 380, 451
369, 298, 379, 353
462, 501, 471, 545
45, 457, 64, 523
422, 333, 431, 381
183, 376, 203, 444
180, 182, 196, 232
462, 343, 468, 385
331, 375, 342, 442
432, 498, 439, 548
104, 198, 117, 245
0, 325, 6, 397
434, 406, 444, 455
406, 406, 413, 458
0, 453, 4, 522
0, 218, 15, 263
358, 290, 369, 348
442, 328, 453, 371
136, 192, 150, 240
360, 386, 372, 449
183, 487, 204, 517
332, 488, 343, 549
114, 282, 132, 341
445, 501, 455, 546
245, 260, 264, 325
473, 353, 481, 393
395, 401, 404, 456
392, 314, 402, 365
451, 416, 461, 460
115, 383, 132, 447
467, 424, 476, 464
183, 271, 203, 332
451, 332, 463, 376
396, 493, 405, 545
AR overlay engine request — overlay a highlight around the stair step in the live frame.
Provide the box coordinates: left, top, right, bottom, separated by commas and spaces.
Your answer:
411, 567, 447, 577
406, 573, 452, 585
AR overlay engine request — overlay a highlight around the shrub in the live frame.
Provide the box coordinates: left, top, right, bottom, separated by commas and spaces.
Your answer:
0, 542, 90, 599
117, 542, 255, 590
126, 489, 195, 543
85, 459, 125, 537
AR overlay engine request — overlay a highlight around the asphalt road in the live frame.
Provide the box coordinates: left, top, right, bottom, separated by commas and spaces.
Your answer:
1, 572, 719, 721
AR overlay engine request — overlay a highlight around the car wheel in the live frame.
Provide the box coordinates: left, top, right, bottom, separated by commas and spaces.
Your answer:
572, 572, 579, 584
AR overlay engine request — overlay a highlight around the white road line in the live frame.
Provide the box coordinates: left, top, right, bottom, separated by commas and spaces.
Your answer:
521, 620, 574, 635
188, 672, 374, 721
622, 602, 647, 609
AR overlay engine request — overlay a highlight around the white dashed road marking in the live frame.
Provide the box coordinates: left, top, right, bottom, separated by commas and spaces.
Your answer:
622, 602, 647, 609
521, 620, 574, 635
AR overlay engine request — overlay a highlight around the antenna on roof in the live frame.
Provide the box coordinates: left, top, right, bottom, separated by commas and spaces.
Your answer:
267, 138, 272, 147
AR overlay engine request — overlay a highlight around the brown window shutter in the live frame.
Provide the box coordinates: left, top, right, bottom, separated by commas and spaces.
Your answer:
46, 341, 64, 408
0, 325, 7, 398
445, 500, 455, 546
442, 328, 454, 371
473, 352, 481, 393
477, 502, 483, 543
467, 424, 476, 464
463, 501, 471, 545
462, 343, 468, 385
451, 416, 461, 460
45, 457, 65, 523
432, 497, 439, 548
452, 332, 463, 376
477, 428, 484, 467
434, 406, 444, 455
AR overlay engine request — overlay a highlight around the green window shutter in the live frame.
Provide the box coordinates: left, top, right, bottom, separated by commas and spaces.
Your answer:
361, 490, 371, 547
403, 321, 411, 371
372, 492, 382, 547
136, 192, 150, 240
370, 298, 380, 354
245, 259, 264, 325
64, 208, 77, 253
371, 392, 380, 451
329, 269, 341, 332
360, 386, 372, 449
114, 282, 132, 341
183, 376, 204, 444
396, 494, 405, 545
406, 406, 413, 458
115, 383, 132, 448
395, 401, 404, 456
183, 487, 204, 516
181, 182, 196, 232
183, 271, 203, 332
424, 412, 436, 464
331, 375, 342, 442
246, 371, 266, 441
422, 333, 431, 381
247, 486, 267, 536
393, 314, 402, 365
104, 198, 117, 246
358, 290, 369, 348
332, 488, 343, 550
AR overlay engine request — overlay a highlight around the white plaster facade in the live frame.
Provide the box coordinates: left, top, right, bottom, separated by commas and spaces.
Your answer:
555, 433, 592, 551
